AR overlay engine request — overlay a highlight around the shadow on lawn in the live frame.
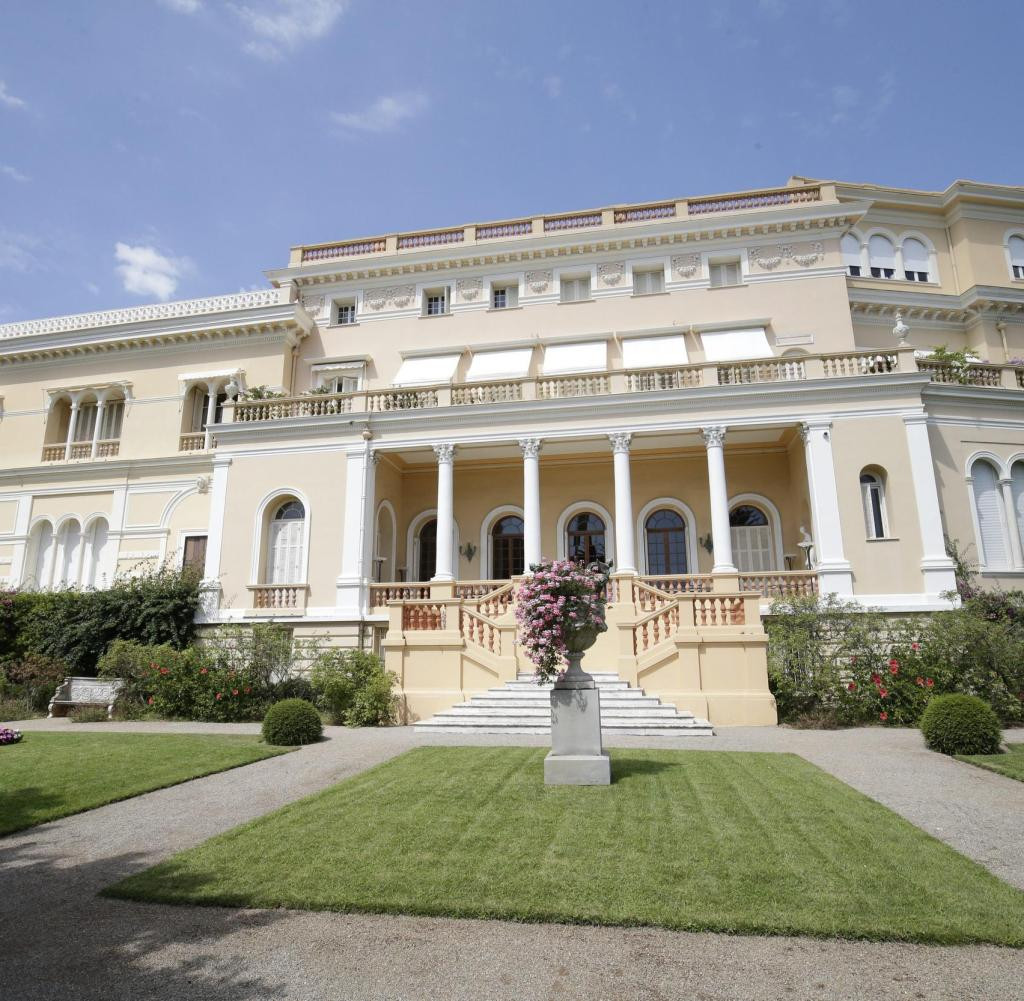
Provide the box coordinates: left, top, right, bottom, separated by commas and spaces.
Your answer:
610, 756, 677, 781
2, 785, 69, 837
0, 837, 288, 1000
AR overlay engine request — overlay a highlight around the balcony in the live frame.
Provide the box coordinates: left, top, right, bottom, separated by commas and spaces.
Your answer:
41, 439, 120, 462
229, 350, 1023, 428
247, 584, 309, 615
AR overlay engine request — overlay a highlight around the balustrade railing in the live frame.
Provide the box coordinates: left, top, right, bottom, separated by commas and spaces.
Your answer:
637, 574, 715, 594
249, 584, 307, 610
613, 202, 676, 223
624, 367, 702, 392
821, 351, 898, 378
301, 238, 387, 262
402, 602, 446, 631
460, 606, 503, 654
537, 374, 610, 399
687, 185, 820, 215
397, 229, 465, 250
633, 602, 680, 654
693, 595, 745, 626
476, 221, 533, 239
718, 359, 805, 385
369, 584, 431, 607
543, 212, 603, 231
739, 572, 818, 598
179, 432, 208, 451
452, 382, 523, 405
453, 580, 503, 600
367, 388, 438, 411
915, 359, 1005, 387
41, 445, 65, 462
95, 439, 120, 458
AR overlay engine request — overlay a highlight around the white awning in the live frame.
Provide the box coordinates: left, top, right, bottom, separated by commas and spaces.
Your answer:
700, 327, 772, 362
465, 347, 533, 382
621, 334, 688, 370
541, 340, 607, 375
393, 353, 461, 386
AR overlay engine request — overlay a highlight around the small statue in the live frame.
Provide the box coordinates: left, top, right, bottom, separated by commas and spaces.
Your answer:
797, 525, 815, 570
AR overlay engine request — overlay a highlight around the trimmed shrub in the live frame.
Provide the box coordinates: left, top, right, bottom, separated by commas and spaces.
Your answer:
920, 694, 1002, 756
262, 698, 322, 746
310, 649, 396, 726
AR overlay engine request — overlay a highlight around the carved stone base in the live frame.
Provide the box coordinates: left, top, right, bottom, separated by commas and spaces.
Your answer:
545, 682, 611, 786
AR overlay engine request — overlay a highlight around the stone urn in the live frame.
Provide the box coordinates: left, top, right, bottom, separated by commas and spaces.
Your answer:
544, 624, 611, 786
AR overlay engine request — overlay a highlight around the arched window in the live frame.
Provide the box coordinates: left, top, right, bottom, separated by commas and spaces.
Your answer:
729, 505, 773, 572
491, 515, 524, 579
566, 512, 606, 564
417, 519, 437, 582
27, 520, 54, 590
83, 519, 109, 588
1009, 235, 1024, 280
373, 503, 395, 583
1012, 461, 1024, 559
645, 509, 688, 575
868, 235, 896, 279
970, 460, 1009, 569
841, 233, 862, 277
902, 238, 930, 282
266, 500, 305, 584
860, 471, 888, 539
56, 519, 82, 588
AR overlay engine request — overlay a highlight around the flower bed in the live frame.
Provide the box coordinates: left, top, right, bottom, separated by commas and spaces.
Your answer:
0, 725, 23, 745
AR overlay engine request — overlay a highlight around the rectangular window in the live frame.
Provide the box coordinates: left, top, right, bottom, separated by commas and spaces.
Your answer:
870, 267, 895, 279
101, 399, 125, 439
633, 268, 665, 295
334, 300, 356, 325
903, 270, 929, 282
73, 403, 97, 442
709, 260, 742, 287
1014, 264, 1024, 279
491, 284, 518, 309
847, 265, 862, 277
182, 535, 207, 573
326, 374, 360, 394
424, 289, 448, 316
560, 276, 591, 303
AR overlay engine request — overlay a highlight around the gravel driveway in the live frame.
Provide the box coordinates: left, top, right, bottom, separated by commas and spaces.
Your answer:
3, 720, 1023, 1001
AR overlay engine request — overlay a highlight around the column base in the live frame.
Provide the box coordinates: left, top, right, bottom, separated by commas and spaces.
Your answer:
544, 752, 611, 786
816, 565, 854, 597
546, 684, 610, 785
921, 559, 957, 597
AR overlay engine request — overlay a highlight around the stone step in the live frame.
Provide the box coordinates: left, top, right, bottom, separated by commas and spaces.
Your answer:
504, 680, 630, 692
482, 687, 655, 700
415, 721, 714, 737
435, 705, 685, 719
466, 696, 667, 709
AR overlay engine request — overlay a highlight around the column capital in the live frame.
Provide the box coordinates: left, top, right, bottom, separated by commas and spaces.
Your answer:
700, 425, 726, 448
433, 442, 455, 464
608, 431, 632, 454
518, 437, 542, 459
369, 450, 381, 466
800, 420, 832, 442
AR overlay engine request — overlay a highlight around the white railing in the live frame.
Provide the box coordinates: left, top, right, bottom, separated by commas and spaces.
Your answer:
233, 394, 354, 422
369, 584, 431, 607
0, 288, 288, 340
739, 572, 818, 598
366, 388, 438, 411
248, 584, 308, 610
537, 374, 610, 399
624, 367, 703, 392
821, 351, 898, 378
915, 359, 1005, 388
179, 432, 208, 452
718, 360, 805, 385
637, 574, 715, 594
687, 185, 820, 215
452, 382, 523, 405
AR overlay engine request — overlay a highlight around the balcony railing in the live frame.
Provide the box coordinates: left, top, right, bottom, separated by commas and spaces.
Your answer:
41, 439, 120, 462
224, 352, 1024, 429
296, 185, 825, 264
248, 584, 308, 612
179, 432, 209, 452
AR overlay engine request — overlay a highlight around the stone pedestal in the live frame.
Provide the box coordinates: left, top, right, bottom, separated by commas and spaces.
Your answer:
544, 649, 611, 786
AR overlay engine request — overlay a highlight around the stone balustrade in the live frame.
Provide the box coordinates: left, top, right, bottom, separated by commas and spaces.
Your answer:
247, 584, 308, 613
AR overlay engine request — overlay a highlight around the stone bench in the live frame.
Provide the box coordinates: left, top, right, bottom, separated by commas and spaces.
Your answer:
48, 677, 123, 719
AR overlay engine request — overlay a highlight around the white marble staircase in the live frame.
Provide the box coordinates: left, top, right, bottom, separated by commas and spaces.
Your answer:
414, 672, 714, 736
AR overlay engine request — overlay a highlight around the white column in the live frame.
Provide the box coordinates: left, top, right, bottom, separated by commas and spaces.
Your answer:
701, 426, 737, 574
91, 398, 106, 458
9, 494, 31, 587
203, 381, 219, 449
902, 414, 961, 592
64, 397, 81, 461
609, 432, 637, 574
337, 445, 377, 615
800, 421, 853, 596
432, 442, 456, 582
1000, 478, 1024, 571
197, 457, 231, 620
519, 437, 542, 571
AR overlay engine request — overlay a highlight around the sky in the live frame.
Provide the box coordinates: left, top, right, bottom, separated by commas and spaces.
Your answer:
2, 0, 1023, 323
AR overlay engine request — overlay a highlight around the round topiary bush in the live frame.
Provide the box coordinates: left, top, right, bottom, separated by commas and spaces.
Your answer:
919, 694, 1002, 756
262, 698, 322, 746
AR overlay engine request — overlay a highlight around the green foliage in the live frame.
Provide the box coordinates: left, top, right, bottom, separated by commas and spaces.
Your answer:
945, 537, 978, 601
309, 649, 396, 726
70, 706, 111, 723
2, 653, 69, 711
767, 593, 1024, 727
198, 623, 296, 691
0, 697, 38, 722
262, 698, 322, 745
920, 694, 1002, 756
928, 344, 986, 382
0, 566, 201, 675
241, 384, 285, 400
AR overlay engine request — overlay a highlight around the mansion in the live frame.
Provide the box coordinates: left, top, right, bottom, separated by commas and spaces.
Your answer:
2, 176, 1024, 726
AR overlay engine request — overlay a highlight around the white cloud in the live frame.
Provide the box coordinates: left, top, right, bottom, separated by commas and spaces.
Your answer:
0, 81, 26, 110
231, 0, 347, 61
331, 91, 429, 135
543, 75, 563, 99
84, 281, 101, 295
114, 242, 192, 301
0, 164, 29, 183
0, 230, 40, 272
157, 0, 202, 11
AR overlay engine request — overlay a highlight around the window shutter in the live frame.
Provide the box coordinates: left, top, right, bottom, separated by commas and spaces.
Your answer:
74, 404, 97, 442
1009, 236, 1024, 268
861, 480, 875, 537
268, 518, 304, 584
1012, 464, 1024, 560
32, 523, 53, 589
731, 525, 773, 572
868, 235, 896, 269
902, 238, 929, 275
102, 401, 124, 439
841, 234, 861, 268
972, 461, 1009, 569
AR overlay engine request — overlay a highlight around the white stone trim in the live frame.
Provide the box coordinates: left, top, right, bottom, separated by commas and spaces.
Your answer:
728, 492, 785, 571
635, 497, 699, 575
248, 484, 311, 586
405, 508, 460, 582
373, 499, 398, 582
555, 500, 615, 564
479, 504, 525, 579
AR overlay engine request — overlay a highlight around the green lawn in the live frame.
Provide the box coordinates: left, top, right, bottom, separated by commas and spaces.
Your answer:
1, 733, 291, 836
106, 747, 1024, 946
958, 743, 1024, 783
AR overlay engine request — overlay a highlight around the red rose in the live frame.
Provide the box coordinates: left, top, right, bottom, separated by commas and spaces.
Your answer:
879, 711, 888, 722
888, 658, 900, 670
911, 642, 921, 652
890, 664, 899, 676
925, 678, 934, 688
870, 673, 882, 684
915, 677, 925, 686
215, 692, 222, 700
878, 688, 889, 698
147, 696, 154, 705
244, 687, 251, 694
200, 667, 208, 675
159, 668, 169, 676
232, 689, 239, 696
847, 682, 857, 692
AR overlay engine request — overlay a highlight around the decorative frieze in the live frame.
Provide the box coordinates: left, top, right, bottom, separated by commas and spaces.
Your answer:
456, 278, 483, 302
597, 262, 625, 286
525, 269, 553, 294
364, 285, 416, 311
671, 254, 701, 280
748, 241, 824, 272
300, 295, 325, 319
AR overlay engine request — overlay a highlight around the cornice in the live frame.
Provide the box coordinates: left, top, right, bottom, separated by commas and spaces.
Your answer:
847, 283, 1024, 325
270, 202, 869, 288
0, 452, 214, 486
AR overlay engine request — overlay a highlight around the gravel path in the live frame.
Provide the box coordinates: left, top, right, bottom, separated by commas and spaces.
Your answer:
3, 720, 1023, 1000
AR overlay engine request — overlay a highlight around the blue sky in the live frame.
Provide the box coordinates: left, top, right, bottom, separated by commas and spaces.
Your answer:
2, 0, 1022, 322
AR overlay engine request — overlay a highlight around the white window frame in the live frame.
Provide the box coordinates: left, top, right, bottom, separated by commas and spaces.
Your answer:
727, 494, 784, 572
559, 273, 592, 303
250, 489, 312, 586
632, 266, 665, 295
333, 299, 357, 325
708, 256, 743, 288
966, 456, 1012, 571
422, 287, 450, 317
1003, 230, 1024, 281
490, 282, 519, 309
859, 471, 889, 540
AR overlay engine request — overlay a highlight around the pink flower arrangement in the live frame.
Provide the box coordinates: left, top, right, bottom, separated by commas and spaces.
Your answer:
0, 726, 22, 745
515, 559, 609, 682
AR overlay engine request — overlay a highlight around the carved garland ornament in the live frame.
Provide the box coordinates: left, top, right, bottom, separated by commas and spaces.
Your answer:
671, 254, 701, 279
525, 269, 553, 294
364, 285, 417, 311
598, 262, 625, 286
457, 278, 483, 301
300, 295, 325, 319
748, 241, 824, 271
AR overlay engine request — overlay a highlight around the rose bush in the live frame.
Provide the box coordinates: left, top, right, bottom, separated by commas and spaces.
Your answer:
515, 559, 609, 682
